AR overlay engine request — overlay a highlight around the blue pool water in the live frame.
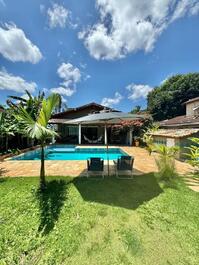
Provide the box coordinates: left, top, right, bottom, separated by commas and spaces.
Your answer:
11, 145, 127, 161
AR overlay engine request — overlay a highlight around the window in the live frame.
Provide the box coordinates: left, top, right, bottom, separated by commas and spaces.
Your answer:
153, 136, 167, 145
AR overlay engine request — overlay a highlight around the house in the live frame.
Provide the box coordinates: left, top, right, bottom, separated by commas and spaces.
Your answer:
49, 102, 132, 145
150, 97, 199, 159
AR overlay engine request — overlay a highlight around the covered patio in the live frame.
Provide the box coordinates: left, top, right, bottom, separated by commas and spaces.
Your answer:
50, 122, 132, 146
49, 103, 142, 146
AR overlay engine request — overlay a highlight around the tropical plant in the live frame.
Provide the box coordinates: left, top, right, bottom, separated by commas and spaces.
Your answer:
184, 137, 199, 172
142, 124, 159, 154
54, 95, 67, 113
0, 111, 15, 153
131, 105, 141, 114
14, 93, 60, 189
153, 144, 179, 180
7, 90, 46, 120
147, 73, 199, 121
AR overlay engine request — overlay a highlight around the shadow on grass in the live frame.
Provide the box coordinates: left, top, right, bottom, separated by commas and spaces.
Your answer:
74, 174, 162, 210
0, 178, 7, 183
36, 179, 70, 235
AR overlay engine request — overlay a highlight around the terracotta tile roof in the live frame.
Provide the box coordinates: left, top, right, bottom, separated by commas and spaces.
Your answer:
49, 118, 70, 124
52, 102, 119, 118
149, 128, 199, 138
159, 115, 199, 127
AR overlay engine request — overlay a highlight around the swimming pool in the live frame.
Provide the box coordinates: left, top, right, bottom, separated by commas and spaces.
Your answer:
11, 145, 128, 161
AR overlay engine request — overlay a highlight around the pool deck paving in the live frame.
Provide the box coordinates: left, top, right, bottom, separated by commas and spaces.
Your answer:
0, 146, 198, 192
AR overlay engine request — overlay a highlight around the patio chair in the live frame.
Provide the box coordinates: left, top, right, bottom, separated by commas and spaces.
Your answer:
87, 158, 104, 178
114, 156, 134, 179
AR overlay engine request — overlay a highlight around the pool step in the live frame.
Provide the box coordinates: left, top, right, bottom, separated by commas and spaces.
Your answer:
49, 148, 76, 152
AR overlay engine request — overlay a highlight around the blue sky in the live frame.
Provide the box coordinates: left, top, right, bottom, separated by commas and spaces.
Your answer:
0, 0, 199, 112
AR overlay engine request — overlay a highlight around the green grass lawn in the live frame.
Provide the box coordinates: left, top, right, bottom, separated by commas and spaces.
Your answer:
0, 174, 198, 265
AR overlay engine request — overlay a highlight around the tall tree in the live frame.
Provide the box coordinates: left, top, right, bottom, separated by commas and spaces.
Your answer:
130, 105, 141, 114
14, 93, 60, 189
147, 73, 199, 121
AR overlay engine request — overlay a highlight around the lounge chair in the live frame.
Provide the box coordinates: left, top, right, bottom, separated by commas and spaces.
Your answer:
114, 156, 134, 178
87, 158, 104, 178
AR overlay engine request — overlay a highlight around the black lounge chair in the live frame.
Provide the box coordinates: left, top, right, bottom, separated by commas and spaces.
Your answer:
114, 156, 134, 178
87, 158, 104, 178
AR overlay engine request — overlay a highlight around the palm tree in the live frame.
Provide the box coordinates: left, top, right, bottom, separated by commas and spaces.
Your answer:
7, 90, 45, 120
14, 93, 60, 189
131, 105, 141, 114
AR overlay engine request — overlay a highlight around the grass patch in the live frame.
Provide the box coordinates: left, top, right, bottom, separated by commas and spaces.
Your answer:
0, 174, 198, 264
120, 228, 143, 256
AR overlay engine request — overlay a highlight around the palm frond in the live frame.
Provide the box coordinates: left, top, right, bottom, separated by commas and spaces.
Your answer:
14, 98, 58, 140
8, 95, 27, 103
24, 90, 32, 100
37, 93, 60, 127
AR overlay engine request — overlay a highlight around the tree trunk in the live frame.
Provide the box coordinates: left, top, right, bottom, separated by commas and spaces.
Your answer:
40, 143, 46, 190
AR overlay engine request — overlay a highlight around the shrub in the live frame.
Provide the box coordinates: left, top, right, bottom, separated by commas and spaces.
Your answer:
154, 144, 179, 180
184, 137, 199, 173
142, 124, 159, 155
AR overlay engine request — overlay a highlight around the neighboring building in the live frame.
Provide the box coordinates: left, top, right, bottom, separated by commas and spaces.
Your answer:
160, 97, 199, 128
185, 97, 199, 117
49, 102, 132, 145
149, 97, 199, 159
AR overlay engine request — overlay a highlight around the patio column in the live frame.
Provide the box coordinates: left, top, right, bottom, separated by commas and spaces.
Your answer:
78, 124, 81, 145
104, 125, 107, 145
129, 128, 133, 146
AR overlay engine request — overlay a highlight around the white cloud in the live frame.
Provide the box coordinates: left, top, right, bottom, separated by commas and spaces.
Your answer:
101, 92, 123, 107
20, 93, 30, 100
50, 62, 82, 97
0, 70, 37, 93
190, 2, 199, 15
79, 0, 199, 60
40, 4, 45, 13
50, 86, 75, 97
47, 3, 69, 28
80, 62, 87, 69
127, 83, 153, 100
85, 74, 91, 81
61, 96, 67, 103
0, 24, 42, 63
171, 0, 199, 21
57, 63, 81, 83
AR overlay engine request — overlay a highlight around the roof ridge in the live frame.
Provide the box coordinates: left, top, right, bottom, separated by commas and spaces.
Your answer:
51, 102, 120, 118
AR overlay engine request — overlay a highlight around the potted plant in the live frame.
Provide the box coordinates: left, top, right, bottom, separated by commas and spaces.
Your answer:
134, 136, 140, 147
